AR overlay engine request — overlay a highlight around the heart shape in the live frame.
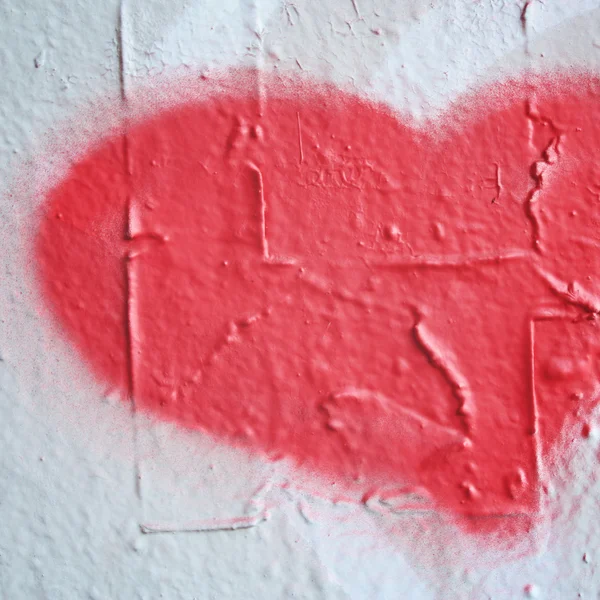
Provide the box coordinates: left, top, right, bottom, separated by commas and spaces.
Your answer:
35, 70, 600, 534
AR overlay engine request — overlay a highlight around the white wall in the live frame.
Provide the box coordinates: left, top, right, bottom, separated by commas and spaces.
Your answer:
3, 1, 600, 598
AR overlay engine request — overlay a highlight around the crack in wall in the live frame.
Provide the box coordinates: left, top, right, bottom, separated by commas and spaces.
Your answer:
411, 310, 473, 434
524, 99, 562, 254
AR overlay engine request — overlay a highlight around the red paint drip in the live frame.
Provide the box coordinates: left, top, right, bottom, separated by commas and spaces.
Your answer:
35, 72, 600, 536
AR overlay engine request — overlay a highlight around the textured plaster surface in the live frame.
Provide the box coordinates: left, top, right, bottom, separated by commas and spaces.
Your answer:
3, 1, 600, 598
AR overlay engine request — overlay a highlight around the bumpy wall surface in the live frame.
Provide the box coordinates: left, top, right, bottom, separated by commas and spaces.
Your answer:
3, 1, 600, 598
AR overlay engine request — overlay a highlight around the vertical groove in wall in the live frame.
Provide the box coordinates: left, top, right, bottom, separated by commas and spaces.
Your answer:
117, 0, 127, 103
253, 0, 265, 115
521, 0, 544, 512
252, 0, 276, 456
118, 0, 142, 504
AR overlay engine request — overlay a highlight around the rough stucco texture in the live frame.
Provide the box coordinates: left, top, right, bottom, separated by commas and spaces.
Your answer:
4, 1, 600, 599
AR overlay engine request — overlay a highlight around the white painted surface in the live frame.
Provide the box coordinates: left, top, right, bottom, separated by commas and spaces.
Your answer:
3, 1, 600, 598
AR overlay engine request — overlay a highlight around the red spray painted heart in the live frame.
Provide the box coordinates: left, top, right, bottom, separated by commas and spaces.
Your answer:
35, 71, 600, 535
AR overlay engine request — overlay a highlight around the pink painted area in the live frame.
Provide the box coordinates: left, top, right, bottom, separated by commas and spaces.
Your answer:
35, 71, 600, 537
